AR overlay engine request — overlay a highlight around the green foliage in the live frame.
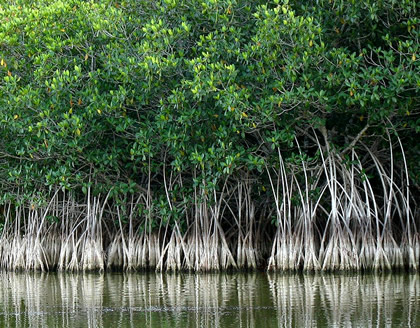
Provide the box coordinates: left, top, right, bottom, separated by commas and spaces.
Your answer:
0, 0, 418, 202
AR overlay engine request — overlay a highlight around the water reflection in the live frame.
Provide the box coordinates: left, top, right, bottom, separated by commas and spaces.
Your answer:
0, 272, 418, 327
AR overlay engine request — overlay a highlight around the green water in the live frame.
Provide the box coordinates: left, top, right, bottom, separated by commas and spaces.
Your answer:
0, 272, 418, 327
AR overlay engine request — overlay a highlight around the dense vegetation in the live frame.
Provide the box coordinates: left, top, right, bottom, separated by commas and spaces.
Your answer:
0, 0, 419, 271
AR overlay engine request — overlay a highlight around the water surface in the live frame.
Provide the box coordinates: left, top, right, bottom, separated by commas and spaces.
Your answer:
0, 271, 418, 327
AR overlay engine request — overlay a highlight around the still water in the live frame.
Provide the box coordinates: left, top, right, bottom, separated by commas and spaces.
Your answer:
0, 271, 418, 328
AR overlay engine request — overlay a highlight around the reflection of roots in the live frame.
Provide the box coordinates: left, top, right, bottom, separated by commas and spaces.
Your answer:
268, 273, 420, 327
0, 272, 418, 327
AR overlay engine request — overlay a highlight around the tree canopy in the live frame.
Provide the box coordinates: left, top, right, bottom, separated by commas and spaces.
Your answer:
1, 0, 418, 197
